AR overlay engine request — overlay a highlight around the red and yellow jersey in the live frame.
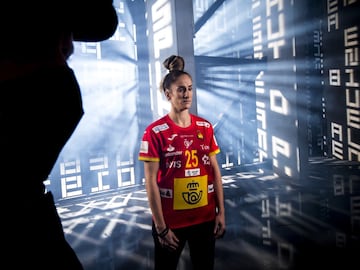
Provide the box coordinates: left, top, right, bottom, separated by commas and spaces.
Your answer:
139, 114, 220, 229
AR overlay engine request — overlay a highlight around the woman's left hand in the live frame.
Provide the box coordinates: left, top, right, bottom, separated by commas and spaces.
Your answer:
214, 212, 226, 239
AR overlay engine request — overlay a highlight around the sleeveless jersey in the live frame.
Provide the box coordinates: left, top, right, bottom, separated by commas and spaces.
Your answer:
139, 114, 220, 229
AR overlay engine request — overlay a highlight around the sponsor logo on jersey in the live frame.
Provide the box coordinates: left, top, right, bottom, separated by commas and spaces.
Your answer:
208, 183, 214, 193
185, 168, 200, 177
159, 188, 172, 198
200, 144, 209, 150
166, 160, 182, 168
183, 181, 203, 205
168, 134, 178, 141
139, 141, 149, 153
173, 175, 208, 210
164, 151, 183, 157
152, 123, 169, 133
202, 154, 210, 165
196, 121, 210, 128
184, 139, 193, 149
167, 144, 175, 152
179, 134, 194, 138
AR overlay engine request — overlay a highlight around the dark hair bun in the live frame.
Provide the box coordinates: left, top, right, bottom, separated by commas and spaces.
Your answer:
163, 55, 185, 71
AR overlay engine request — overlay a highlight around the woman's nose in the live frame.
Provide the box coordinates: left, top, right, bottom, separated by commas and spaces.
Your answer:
183, 88, 190, 96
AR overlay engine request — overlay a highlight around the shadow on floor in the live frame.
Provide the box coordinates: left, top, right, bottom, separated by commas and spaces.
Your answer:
59, 158, 360, 270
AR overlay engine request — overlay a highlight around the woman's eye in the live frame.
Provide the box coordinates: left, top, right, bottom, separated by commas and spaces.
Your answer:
177, 87, 191, 92
177, 87, 185, 92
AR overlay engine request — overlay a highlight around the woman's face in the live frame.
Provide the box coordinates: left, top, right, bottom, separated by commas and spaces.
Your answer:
166, 74, 193, 112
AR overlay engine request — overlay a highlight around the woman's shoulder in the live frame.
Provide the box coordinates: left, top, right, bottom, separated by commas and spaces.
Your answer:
145, 115, 171, 132
191, 114, 213, 128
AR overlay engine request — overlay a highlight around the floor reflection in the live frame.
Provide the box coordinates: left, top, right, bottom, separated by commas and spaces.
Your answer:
59, 158, 360, 270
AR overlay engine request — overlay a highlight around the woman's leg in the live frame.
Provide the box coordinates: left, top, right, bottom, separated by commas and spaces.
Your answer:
187, 221, 216, 270
152, 222, 186, 270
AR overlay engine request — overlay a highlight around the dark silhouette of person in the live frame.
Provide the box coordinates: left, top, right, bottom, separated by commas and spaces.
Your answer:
0, 1, 118, 268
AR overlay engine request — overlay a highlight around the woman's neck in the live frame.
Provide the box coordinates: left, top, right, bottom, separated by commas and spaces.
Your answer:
168, 111, 191, 128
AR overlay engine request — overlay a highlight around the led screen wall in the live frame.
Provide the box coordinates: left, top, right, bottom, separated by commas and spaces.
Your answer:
46, 0, 358, 202
323, 0, 360, 161
192, 0, 358, 180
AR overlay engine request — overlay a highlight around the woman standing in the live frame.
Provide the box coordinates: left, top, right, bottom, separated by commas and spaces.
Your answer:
139, 55, 226, 270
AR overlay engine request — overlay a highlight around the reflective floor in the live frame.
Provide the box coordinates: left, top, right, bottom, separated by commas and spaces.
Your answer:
59, 158, 360, 270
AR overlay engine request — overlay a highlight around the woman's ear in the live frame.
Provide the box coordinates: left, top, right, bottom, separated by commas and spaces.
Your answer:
165, 89, 171, 100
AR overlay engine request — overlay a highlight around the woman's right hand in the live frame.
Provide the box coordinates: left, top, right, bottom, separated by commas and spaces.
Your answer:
159, 228, 179, 250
